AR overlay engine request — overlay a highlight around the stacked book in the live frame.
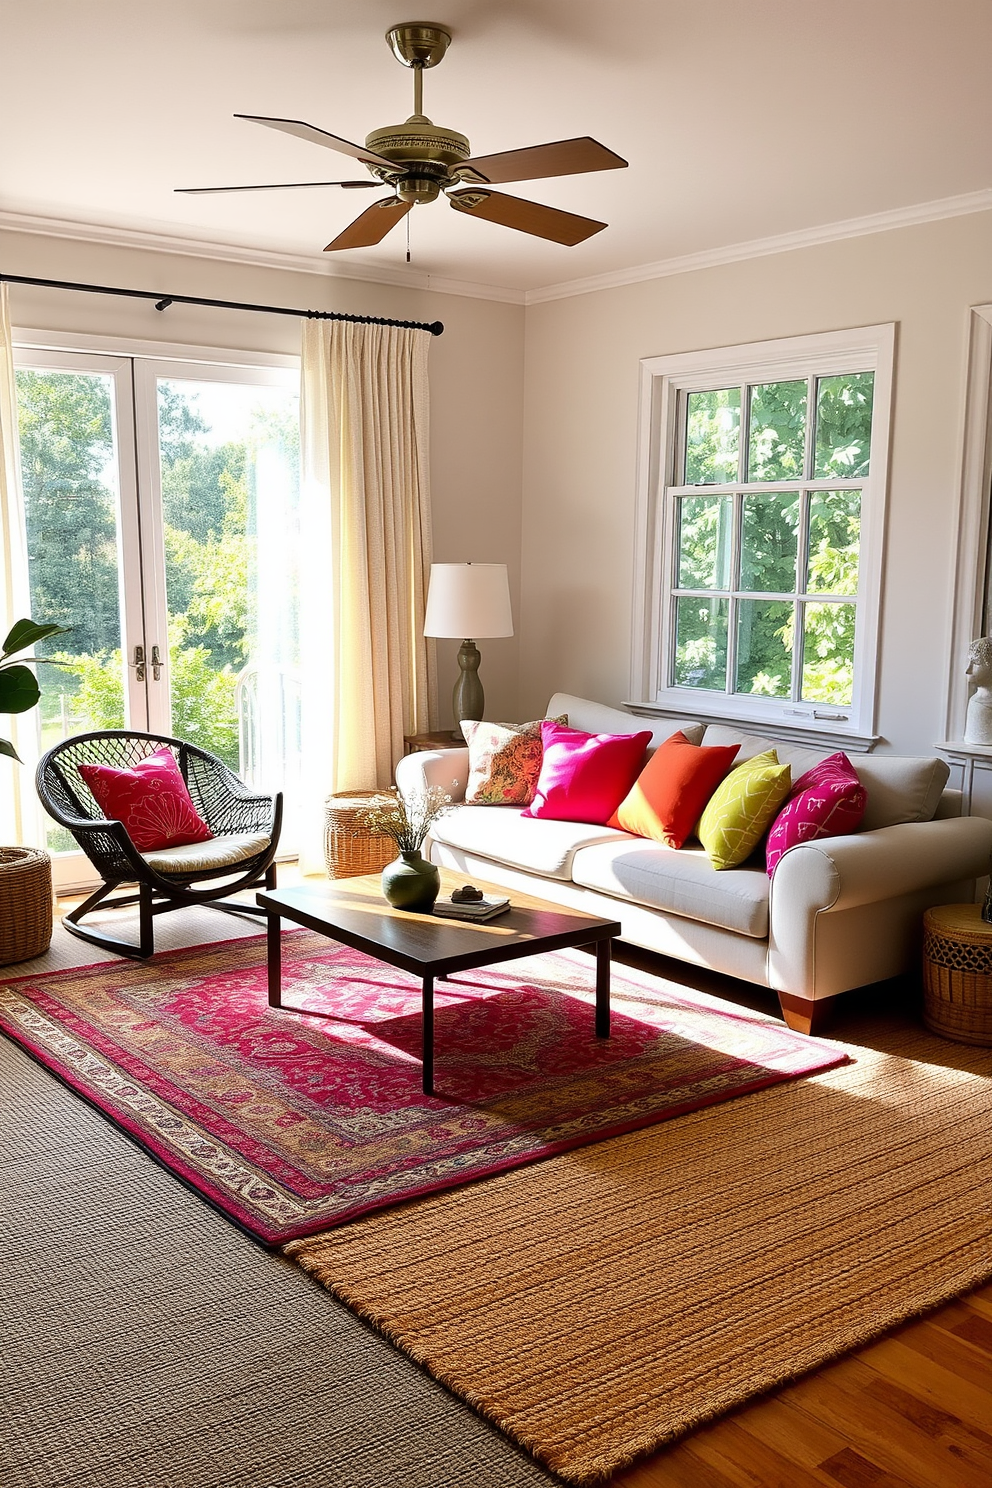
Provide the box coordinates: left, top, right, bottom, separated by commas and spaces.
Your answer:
432, 894, 511, 922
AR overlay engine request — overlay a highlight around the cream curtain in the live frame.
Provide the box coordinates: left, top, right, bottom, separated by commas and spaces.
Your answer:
298, 319, 436, 871
0, 284, 35, 844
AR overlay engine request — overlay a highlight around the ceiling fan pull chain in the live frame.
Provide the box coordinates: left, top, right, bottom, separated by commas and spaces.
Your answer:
406, 211, 412, 264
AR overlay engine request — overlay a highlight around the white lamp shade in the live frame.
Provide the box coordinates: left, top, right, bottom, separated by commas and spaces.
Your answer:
423, 563, 513, 639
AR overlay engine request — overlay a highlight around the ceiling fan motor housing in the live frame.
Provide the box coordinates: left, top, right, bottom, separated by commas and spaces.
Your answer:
365, 116, 471, 202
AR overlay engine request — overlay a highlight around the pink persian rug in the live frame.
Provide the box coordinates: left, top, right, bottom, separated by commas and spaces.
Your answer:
0, 932, 846, 1245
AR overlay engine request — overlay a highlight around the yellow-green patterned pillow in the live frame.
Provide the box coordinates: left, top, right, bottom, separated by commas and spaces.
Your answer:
696, 750, 792, 870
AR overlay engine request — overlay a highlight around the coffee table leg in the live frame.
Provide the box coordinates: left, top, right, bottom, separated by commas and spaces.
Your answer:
267, 911, 283, 1009
422, 973, 434, 1095
595, 938, 611, 1037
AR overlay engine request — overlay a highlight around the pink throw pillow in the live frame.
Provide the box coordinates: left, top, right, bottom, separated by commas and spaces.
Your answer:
79, 748, 214, 853
765, 752, 867, 876
522, 721, 652, 825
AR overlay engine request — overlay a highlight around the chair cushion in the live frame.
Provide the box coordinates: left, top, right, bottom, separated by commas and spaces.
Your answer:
522, 722, 652, 825
608, 731, 740, 847
79, 748, 213, 852
571, 839, 771, 939
142, 832, 271, 876
431, 805, 628, 880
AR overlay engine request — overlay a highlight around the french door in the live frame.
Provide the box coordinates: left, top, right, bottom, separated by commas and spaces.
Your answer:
13, 345, 301, 890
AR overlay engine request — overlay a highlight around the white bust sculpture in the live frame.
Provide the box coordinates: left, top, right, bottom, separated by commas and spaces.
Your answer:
964, 636, 992, 745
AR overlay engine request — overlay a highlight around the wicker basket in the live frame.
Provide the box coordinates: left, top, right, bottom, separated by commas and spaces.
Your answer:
0, 847, 53, 965
323, 792, 399, 880
922, 903, 992, 1046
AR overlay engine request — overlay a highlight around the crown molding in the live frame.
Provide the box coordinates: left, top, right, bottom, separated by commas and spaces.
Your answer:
0, 208, 527, 306
525, 187, 992, 305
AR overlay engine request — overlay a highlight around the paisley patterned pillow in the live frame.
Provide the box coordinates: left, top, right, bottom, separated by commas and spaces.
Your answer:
461, 715, 568, 805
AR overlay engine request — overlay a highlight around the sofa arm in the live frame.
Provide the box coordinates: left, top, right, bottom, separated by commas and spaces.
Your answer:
768, 816, 992, 1000
395, 747, 469, 805
770, 815, 992, 921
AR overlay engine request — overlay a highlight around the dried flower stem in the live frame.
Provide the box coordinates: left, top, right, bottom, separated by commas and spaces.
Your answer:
356, 786, 451, 853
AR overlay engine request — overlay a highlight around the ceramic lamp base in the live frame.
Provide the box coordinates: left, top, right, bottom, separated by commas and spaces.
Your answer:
452, 638, 484, 731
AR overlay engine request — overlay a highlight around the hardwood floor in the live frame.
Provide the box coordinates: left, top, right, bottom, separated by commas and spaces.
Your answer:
608, 1275, 992, 1486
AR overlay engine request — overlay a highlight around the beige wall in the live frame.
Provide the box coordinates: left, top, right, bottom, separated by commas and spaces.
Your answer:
0, 227, 525, 728
518, 210, 992, 755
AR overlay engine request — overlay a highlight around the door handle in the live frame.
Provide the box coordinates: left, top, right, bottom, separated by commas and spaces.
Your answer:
130, 645, 146, 681
150, 645, 163, 681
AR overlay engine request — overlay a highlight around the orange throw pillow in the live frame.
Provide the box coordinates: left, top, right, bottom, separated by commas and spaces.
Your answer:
608, 731, 740, 848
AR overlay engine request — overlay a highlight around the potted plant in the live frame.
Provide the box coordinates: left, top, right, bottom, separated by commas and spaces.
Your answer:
0, 617, 69, 964
357, 786, 451, 911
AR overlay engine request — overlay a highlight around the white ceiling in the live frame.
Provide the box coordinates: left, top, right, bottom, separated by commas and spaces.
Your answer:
4, 0, 992, 298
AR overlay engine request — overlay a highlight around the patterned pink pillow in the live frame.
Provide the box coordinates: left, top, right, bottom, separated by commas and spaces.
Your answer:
461, 715, 567, 805
522, 721, 652, 825
79, 748, 214, 853
765, 752, 866, 876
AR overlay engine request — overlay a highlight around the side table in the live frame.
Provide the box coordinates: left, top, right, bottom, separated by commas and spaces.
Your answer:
403, 729, 462, 753
922, 903, 992, 1046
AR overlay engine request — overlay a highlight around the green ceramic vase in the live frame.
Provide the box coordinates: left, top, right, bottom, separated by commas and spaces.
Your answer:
381, 849, 441, 912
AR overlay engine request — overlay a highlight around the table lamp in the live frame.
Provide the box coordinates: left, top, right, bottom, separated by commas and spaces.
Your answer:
424, 563, 513, 737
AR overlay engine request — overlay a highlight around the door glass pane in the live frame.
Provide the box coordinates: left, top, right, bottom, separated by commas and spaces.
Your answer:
735, 599, 793, 697
746, 380, 807, 481
15, 368, 130, 852
740, 492, 800, 592
684, 388, 740, 484
673, 597, 729, 690
677, 495, 733, 589
157, 378, 301, 847
806, 490, 861, 595
814, 372, 874, 478
802, 601, 856, 705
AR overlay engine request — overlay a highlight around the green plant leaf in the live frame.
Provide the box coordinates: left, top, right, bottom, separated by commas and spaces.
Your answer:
0, 665, 41, 714
0, 738, 21, 763
1, 618, 71, 657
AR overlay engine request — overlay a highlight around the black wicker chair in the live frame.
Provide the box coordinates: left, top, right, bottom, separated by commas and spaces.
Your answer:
36, 730, 282, 959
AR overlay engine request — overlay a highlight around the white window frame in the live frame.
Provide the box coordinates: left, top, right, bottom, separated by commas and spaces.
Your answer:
629, 323, 895, 746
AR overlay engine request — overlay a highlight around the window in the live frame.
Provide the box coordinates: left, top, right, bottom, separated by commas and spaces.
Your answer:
11, 337, 302, 888
631, 325, 894, 742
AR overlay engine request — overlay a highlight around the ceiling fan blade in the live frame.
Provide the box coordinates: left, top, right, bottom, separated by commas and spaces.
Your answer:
235, 114, 398, 171
176, 180, 382, 195
458, 137, 627, 185
324, 197, 413, 251
448, 188, 606, 246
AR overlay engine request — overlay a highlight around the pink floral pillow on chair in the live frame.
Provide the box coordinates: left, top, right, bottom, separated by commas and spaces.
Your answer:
765, 752, 866, 876
79, 748, 214, 853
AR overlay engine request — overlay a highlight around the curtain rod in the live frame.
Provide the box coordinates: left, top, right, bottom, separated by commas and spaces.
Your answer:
0, 272, 444, 336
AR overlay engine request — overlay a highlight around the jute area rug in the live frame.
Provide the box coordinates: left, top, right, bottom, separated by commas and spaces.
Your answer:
287, 1016, 992, 1486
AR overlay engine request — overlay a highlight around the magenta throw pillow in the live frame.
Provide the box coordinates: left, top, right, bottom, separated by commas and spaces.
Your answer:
79, 748, 214, 853
765, 751, 867, 876
522, 721, 652, 825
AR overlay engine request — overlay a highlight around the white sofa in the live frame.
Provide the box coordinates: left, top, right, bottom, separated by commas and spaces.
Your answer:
395, 694, 992, 1033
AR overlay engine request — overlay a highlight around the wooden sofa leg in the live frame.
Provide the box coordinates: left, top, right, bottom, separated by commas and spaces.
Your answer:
778, 991, 838, 1036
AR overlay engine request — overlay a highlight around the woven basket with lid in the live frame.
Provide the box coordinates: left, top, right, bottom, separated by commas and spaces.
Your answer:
0, 847, 53, 965
323, 791, 400, 880
922, 903, 992, 1046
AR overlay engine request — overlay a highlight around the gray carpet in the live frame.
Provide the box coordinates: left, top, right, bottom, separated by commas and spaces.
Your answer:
1, 920, 556, 1488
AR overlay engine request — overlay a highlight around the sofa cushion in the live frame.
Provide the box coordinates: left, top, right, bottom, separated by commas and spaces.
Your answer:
697, 751, 792, 870
461, 715, 566, 805
571, 838, 770, 939
545, 695, 705, 755
700, 725, 949, 830
608, 731, 740, 847
431, 805, 629, 880
765, 753, 867, 875
523, 722, 652, 825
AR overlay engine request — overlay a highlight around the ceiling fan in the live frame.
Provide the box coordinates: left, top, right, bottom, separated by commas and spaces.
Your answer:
176, 21, 628, 253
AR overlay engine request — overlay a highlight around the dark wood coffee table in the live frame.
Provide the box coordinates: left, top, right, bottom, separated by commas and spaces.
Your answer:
257, 871, 621, 1094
